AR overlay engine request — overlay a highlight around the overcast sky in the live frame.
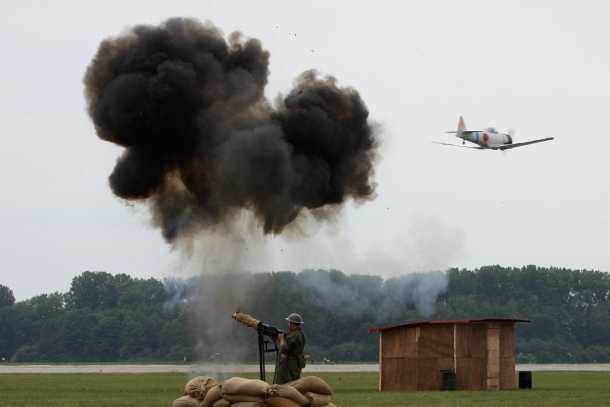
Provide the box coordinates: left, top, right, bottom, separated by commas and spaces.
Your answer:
1, 0, 609, 301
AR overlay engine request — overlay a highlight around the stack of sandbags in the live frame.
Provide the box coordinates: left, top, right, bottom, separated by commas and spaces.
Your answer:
262, 376, 336, 407
265, 384, 311, 407
172, 375, 337, 407
199, 385, 224, 407
185, 376, 220, 399
221, 377, 270, 406
172, 376, 219, 407
282, 376, 335, 407
173, 394, 201, 407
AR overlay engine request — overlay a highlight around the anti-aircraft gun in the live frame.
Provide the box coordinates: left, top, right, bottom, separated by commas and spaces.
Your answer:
231, 308, 285, 382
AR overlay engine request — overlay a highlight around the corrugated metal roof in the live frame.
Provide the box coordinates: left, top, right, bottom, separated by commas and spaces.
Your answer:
365, 318, 531, 334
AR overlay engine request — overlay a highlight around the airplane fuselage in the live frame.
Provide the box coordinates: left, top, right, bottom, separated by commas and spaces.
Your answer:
459, 127, 513, 149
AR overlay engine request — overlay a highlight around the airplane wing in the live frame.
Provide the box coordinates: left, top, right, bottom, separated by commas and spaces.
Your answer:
493, 137, 554, 150
431, 142, 484, 149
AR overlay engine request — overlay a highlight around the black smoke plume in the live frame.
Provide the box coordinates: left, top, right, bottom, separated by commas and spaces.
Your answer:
84, 18, 378, 241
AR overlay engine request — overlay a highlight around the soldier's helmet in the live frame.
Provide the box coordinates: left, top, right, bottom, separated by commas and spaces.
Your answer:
286, 313, 304, 324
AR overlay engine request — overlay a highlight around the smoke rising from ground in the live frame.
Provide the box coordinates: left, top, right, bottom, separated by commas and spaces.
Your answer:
169, 217, 464, 322
84, 18, 463, 362
270, 217, 463, 317
83, 17, 378, 241
299, 268, 448, 318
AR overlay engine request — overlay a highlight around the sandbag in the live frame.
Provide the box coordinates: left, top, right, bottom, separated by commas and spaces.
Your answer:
223, 395, 264, 403
231, 403, 263, 407
222, 377, 269, 397
302, 392, 330, 407
264, 397, 300, 407
212, 398, 232, 407
199, 385, 223, 407
266, 384, 310, 407
289, 376, 333, 396
185, 376, 219, 399
173, 395, 200, 407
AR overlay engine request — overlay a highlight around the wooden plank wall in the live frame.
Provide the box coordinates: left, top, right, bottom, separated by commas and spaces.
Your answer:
499, 323, 516, 389
379, 326, 418, 391
487, 324, 500, 390
378, 322, 517, 391
456, 323, 487, 390
417, 324, 454, 391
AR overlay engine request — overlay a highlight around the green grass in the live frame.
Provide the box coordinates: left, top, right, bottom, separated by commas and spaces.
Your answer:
320, 371, 610, 407
0, 371, 609, 407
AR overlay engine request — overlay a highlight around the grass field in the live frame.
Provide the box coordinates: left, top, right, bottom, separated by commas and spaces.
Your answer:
1, 371, 609, 407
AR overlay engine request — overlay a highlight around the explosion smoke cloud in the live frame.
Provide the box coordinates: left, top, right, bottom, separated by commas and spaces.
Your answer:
84, 17, 378, 241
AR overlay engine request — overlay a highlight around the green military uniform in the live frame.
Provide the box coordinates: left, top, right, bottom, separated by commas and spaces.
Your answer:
275, 326, 306, 384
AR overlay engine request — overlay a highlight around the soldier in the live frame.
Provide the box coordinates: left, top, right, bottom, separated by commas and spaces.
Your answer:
275, 313, 308, 384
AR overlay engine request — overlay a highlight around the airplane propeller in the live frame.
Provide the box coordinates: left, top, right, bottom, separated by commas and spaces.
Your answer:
503, 129, 517, 157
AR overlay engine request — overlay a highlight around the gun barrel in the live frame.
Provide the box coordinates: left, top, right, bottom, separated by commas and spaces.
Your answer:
232, 312, 261, 330
232, 311, 283, 339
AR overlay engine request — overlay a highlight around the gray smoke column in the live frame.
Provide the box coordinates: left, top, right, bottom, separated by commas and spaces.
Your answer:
83, 17, 378, 241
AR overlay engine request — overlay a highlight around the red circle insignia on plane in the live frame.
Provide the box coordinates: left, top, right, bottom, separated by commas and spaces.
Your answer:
483, 133, 489, 142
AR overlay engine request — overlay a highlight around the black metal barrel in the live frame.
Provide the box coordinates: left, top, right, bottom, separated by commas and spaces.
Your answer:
441, 369, 457, 391
518, 371, 532, 389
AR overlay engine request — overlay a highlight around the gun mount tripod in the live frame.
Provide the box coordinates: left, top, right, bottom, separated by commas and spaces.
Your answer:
256, 323, 281, 382
232, 308, 283, 382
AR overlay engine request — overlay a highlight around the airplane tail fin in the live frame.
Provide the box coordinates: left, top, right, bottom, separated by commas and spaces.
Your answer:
457, 116, 466, 138
447, 116, 467, 136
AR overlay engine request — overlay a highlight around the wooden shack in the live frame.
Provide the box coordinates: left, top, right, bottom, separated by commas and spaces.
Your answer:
366, 318, 530, 391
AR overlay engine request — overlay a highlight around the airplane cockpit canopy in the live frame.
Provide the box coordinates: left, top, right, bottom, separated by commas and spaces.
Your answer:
486, 127, 498, 133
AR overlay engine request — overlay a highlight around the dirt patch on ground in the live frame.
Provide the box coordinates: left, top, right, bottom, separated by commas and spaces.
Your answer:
0, 363, 608, 374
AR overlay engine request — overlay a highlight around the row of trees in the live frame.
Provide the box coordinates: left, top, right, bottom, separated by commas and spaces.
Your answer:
0, 273, 189, 362
1, 265, 609, 363
437, 266, 610, 363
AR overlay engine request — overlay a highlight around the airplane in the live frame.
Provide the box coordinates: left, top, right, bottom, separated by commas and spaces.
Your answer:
434, 116, 554, 150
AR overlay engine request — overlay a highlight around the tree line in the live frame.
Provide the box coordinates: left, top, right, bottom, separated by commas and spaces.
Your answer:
0, 265, 608, 363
